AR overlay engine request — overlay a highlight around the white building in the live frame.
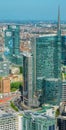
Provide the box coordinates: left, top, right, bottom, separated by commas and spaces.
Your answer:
0, 110, 24, 130
0, 111, 18, 130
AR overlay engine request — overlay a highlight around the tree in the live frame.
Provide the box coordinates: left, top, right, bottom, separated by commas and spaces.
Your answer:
19, 66, 23, 73
11, 81, 22, 92
55, 108, 60, 117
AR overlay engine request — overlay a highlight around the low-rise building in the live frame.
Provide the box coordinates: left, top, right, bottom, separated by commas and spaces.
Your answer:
0, 111, 18, 130
0, 110, 24, 130
0, 77, 10, 93
22, 105, 57, 130
0, 61, 9, 77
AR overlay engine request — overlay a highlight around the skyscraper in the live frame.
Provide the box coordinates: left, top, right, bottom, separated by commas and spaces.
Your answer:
23, 53, 34, 106
23, 8, 62, 107
4, 25, 22, 65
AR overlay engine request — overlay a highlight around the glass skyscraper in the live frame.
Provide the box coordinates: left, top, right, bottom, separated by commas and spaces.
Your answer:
4, 25, 22, 65
31, 34, 62, 105
23, 8, 66, 106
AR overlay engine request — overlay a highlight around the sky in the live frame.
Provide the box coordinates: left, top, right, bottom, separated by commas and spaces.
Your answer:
0, 0, 66, 21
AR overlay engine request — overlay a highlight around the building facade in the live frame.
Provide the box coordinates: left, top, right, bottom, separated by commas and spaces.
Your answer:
32, 33, 62, 104
23, 8, 66, 106
4, 25, 22, 65
23, 7, 63, 106
0, 60, 9, 77
62, 81, 66, 102
23, 53, 35, 106
23, 34, 62, 106
22, 111, 56, 130
0, 77, 10, 93
0, 112, 18, 130
57, 116, 66, 130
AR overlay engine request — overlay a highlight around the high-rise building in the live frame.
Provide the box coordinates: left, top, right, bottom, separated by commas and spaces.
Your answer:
23, 53, 34, 106
43, 78, 61, 105
23, 8, 62, 107
4, 25, 22, 65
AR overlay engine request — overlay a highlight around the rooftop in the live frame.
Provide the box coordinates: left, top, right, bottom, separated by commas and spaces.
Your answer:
24, 104, 58, 119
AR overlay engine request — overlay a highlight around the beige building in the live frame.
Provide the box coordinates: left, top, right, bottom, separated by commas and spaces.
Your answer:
0, 77, 10, 93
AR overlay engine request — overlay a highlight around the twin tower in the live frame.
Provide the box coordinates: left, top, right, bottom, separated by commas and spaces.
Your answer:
23, 7, 63, 107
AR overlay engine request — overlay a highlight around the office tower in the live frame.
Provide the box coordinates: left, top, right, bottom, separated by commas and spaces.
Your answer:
31, 35, 61, 105
43, 79, 61, 105
4, 25, 22, 65
23, 8, 62, 106
23, 53, 35, 106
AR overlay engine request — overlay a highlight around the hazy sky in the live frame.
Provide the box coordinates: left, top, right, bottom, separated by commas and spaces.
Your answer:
0, 0, 66, 21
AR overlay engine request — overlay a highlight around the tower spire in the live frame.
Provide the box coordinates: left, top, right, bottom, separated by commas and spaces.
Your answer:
58, 6, 61, 32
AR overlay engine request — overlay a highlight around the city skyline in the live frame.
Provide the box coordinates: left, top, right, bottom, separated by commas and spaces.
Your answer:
0, 0, 66, 21
0, 1, 66, 129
